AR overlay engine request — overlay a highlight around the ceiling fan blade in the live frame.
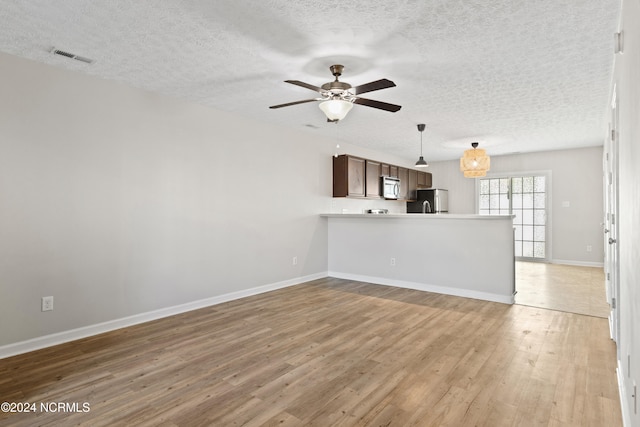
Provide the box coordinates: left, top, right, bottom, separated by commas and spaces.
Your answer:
352, 79, 396, 95
285, 80, 324, 93
353, 97, 402, 112
269, 99, 319, 109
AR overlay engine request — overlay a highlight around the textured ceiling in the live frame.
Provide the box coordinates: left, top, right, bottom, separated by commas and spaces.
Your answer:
0, 0, 621, 162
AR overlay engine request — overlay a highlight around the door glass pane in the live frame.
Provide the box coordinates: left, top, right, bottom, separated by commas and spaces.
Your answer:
534, 176, 546, 192
534, 193, 545, 208
490, 194, 499, 209
513, 210, 522, 225
499, 194, 509, 209
514, 225, 522, 240
512, 177, 522, 193
500, 178, 509, 193
534, 210, 546, 225
512, 193, 522, 209
523, 241, 534, 257
534, 242, 545, 258
490, 179, 499, 193
480, 194, 489, 209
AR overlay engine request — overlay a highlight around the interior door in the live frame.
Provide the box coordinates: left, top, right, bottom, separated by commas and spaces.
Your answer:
604, 87, 620, 344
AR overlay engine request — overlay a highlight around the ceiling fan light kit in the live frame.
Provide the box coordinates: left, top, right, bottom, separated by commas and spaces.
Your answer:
318, 99, 353, 121
460, 142, 490, 177
269, 64, 401, 122
415, 123, 428, 168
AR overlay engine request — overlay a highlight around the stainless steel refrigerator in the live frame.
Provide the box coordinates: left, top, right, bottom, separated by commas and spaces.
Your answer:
407, 189, 449, 213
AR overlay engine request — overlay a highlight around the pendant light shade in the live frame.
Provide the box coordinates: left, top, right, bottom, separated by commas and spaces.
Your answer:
415, 123, 428, 168
460, 142, 490, 177
319, 100, 353, 121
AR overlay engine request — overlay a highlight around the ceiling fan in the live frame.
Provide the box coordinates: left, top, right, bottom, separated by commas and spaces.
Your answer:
269, 64, 401, 122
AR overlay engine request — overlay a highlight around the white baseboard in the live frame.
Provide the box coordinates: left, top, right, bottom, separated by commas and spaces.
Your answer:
328, 271, 515, 305
0, 272, 327, 360
550, 259, 604, 268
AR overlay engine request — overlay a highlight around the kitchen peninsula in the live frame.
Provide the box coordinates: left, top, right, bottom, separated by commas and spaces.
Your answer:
322, 213, 515, 304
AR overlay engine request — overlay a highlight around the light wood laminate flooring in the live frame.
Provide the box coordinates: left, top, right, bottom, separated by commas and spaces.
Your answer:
0, 278, 621, 426
515, 262, 611, 318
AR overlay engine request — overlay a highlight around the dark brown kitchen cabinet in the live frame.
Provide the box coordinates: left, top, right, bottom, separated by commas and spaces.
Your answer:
398, 167, 409, 200
407, 169, 418, 200
334, 154, 434, 199
333, 155, 366, 197
417, 171, 432, 188
365, 160, 382, 198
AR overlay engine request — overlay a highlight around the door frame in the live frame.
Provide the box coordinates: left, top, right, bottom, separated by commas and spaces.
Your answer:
604, 85, 620, 345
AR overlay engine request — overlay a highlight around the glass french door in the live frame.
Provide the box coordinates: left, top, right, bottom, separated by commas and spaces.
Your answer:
478, 175, 549, 261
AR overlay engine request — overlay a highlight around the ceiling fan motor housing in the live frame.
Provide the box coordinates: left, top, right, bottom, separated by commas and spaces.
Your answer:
321, 81, 352, 92
321, 64, 353, 96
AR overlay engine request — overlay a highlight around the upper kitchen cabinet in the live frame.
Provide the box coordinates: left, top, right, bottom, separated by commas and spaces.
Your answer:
333, 154, 432, 199
407, 169, 418, 200
417, 171, 432, 188
333, 155, 366, 197
398, 167, 409, 200
365, 160, 382, 198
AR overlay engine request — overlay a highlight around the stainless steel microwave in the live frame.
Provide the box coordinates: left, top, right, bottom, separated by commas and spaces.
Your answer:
381, 176, 400, 199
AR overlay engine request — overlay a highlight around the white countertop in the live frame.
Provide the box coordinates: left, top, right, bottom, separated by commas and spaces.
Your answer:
321, 213, 514, 220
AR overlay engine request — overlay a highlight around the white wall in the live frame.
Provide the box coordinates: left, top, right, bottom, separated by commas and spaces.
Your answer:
427, 146, 605, 265
0, 52, 340, 348
612, 0, 640, 425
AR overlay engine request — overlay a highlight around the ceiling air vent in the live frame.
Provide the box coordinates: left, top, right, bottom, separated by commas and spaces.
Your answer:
50, 48, 94, 64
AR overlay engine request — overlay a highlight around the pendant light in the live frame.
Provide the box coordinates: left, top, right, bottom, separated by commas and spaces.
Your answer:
460, 142, 490, 177
415, 123, 428, 167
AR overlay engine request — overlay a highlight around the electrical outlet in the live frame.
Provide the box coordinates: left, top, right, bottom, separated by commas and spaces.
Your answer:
292, 256, 297, 266
390, 258, 396, 266
41, 296, 54, 312
586, 245, 592, 252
